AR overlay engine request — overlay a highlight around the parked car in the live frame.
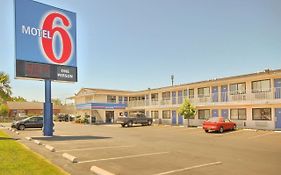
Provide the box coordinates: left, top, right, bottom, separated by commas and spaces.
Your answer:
11, 116, 43, 130
203, 117, 236, 133
58, 114, 74, 122
117, 113, 153, 127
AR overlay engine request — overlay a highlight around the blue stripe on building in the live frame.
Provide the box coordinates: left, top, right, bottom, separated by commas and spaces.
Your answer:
76, 103, 127, 110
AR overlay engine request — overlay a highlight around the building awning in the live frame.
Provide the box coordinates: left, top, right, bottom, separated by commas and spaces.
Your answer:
76, 103, 127, 110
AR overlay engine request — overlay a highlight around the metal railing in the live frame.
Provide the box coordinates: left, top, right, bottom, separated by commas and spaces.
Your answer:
127, 88, 281, 108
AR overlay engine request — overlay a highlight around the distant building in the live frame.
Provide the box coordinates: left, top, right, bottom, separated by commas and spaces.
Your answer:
7, 102, 61, 117
71, 69, 281, 130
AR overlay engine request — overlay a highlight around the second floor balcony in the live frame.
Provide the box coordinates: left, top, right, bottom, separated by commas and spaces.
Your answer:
127, 87, 281, 108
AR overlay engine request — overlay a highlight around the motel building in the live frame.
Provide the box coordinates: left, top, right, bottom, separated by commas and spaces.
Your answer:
72, 69, 281, 130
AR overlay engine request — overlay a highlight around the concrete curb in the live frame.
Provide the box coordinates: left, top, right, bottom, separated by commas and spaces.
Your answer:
274, 131, 281, 133
62, 153, 78, 163
25, 137, 32, 141
34, 140, 42, 145
90, 166, 115, 175
45, 145, 55, 152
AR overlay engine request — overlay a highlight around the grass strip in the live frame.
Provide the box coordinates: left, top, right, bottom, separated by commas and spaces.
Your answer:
0, 131, 68, 175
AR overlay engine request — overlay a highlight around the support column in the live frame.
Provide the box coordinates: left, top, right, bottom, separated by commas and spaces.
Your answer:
43, 80, 53, 136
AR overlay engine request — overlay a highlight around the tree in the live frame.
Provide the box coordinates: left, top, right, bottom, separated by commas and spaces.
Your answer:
52, 98, 62, 106
0, 104, 9, 117
12, 96, 27, 102
0, 72, 12, 102
178, 98, 196, 127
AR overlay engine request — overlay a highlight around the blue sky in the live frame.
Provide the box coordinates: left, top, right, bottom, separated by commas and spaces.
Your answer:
1, 0, 281, 102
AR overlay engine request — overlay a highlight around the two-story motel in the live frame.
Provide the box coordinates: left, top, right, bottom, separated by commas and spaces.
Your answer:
72, 69, 281, 130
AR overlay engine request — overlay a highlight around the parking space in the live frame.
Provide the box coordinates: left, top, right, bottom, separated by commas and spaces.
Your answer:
3, 122, 281, 175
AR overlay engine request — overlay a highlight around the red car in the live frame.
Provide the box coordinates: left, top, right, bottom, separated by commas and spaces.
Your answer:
203, 117, 236, 133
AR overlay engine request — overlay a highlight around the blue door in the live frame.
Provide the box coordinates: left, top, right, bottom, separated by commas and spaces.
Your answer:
172, 110, 177, 125
221, 85, 228, 102
178, 114, 183, 125
172, 91, 177, 104
178, 91, 183, 104
212, 109, 218, 117
221, 109, 228, 119
212, 86, 218, 102
275, 108, 281, 129
274, 79, 281, 99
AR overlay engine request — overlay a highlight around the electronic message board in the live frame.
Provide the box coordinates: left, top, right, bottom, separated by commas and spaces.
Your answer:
15, 0, 77, 82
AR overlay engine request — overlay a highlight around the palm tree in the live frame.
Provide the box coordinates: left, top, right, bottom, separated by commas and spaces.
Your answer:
0, 72, 12, 102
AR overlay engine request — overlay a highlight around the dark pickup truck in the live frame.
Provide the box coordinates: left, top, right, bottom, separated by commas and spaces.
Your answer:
116, 114, 153, 127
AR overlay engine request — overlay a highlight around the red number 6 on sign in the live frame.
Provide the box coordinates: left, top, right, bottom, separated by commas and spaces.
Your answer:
41, 12, 72, 64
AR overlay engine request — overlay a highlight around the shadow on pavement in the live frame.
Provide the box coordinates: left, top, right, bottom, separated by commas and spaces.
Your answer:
0, 137, 19, 140
206, 130, 237, 134
31, 135, 112, 141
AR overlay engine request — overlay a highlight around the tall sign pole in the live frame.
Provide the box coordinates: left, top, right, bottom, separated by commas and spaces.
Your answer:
15, 0, 77, 136
44, 80, 53, 136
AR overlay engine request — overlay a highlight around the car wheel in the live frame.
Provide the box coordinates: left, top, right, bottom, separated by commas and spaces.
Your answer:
128, 121, 133, 127
18, 125, 25, 130
121, 124, 125, 127
148, 121, 152, 126
205, 129, 209, 133
233, 125, 237, 130
219, 127, 224, 133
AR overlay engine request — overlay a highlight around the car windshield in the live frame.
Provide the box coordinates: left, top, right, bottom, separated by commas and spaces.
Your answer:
207, 117, 219, 122
22, 117, 32, 121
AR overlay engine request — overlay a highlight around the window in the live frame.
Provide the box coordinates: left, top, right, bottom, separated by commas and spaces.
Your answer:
124, 97, 128, 104
107, 95, 116, 103
252, 79, 271, 93
151, 111, 159, 119
252, 108, 271, 120
230, 109, 246, 120
198, 109, 210, 120
37, 117, 43, 122
189, 89, 194, 98
198, 87, 210, 97
151, 93, 158, 101
162, 92, 170, 100
183, 89, 188, 98
118, 96, 123, 103
178, 91, 183, 104
230, 83, 246, 95
28, 117, 37, 122
162, 110, 171, 119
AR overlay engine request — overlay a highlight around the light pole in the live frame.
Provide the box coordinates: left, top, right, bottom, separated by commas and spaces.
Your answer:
171, 75, 174, 86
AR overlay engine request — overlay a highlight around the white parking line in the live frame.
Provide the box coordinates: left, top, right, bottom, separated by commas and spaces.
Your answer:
248, 132, 275, 139
78, 152, 169, 164
56, 145, 135, 153
153, 161, 222, 175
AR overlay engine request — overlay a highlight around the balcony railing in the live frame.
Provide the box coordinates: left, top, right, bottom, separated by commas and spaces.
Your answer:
127, 88, 281, 108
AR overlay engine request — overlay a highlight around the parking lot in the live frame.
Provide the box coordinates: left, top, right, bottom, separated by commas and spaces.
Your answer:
2, 122, 281, 175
